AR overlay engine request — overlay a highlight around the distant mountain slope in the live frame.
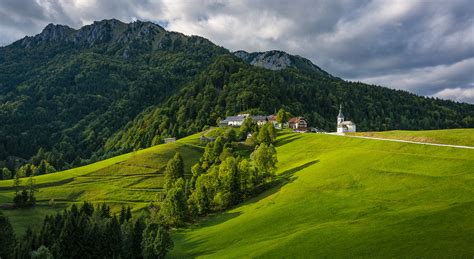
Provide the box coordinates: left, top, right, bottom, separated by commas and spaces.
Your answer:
1, 19, 473, 172
233, 50, 333, 77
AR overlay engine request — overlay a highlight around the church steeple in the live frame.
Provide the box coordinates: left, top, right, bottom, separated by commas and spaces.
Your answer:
337, 104, 344, 125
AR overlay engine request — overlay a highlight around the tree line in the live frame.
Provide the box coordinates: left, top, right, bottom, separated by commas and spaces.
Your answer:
158, 120, 278, 226
0, 203, 173, 259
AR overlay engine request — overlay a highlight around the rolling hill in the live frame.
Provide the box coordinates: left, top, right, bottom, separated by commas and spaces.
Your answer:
348, 128, 474, 147
1, 129, 473, 257
170, 130, 474, 257
0, 133, 203, 234
1, 19, 473, 174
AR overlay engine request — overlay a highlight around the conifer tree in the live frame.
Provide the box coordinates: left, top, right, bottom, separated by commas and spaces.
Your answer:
0, 211, 16, 259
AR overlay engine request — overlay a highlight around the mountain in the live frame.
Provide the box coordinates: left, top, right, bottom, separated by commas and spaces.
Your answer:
0, 19, 227, 170
233, 50, 333, 77
1, 19, 473, 173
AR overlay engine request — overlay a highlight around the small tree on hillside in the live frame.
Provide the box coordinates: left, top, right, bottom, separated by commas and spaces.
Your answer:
27, 173, 38, 206
276, 108, 290, 127
161, 178, 188, 226
163, 152, 184, 191
251, 143, 278, 182
257, 123, 276, 145
1, 167, 12, 180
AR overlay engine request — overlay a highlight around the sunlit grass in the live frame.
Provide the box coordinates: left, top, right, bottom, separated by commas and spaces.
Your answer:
348, 128, 474, 147
170, 131, 474, 258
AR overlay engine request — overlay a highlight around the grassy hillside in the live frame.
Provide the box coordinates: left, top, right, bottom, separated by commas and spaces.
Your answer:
0, 133, 203, 234
171, 131, 474, 258
1, 129, 473, 256
348, 128, 474, 147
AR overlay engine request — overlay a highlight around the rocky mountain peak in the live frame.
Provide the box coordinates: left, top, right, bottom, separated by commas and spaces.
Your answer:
233, 50, 333, 77
19, 23, 75, 47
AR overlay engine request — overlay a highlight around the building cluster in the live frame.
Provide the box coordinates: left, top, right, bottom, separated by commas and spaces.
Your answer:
219, 105, 356, 134
219, 113, 309, 132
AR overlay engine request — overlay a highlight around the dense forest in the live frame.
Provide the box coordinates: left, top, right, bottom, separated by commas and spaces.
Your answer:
1, 19, 473, 178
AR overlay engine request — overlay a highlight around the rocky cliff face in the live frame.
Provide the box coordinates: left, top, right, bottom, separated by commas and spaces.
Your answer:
13, 19, 224, 60
234, 50, 292, 70
234, 50, 334, 77
16, 19, 176, 56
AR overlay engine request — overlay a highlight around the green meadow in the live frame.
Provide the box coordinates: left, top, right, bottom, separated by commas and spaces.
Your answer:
349, 128, 474, 147
1, 129, 473, 257
0, 133, 203, 234
171, 131, 474, 258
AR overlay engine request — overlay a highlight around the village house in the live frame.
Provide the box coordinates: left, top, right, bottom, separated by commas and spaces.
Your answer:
336, 105, 356, 133
164, 137, 176, 143
220, 113, 309, 133
220, 113, 271, 127
288, 117, 308, 132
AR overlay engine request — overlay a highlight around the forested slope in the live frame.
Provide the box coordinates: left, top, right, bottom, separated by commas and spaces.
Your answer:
1, 19, 473, 175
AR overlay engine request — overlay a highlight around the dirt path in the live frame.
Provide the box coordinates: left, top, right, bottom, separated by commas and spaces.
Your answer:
336, 134, 474, 149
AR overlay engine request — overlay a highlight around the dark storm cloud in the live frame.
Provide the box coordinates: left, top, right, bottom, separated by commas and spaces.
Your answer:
0, 0, 473, 103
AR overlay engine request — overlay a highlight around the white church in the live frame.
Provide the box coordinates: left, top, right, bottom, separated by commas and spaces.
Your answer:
337, 105, 356, 133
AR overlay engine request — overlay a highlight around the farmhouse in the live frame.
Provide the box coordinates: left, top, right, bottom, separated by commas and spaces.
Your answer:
220, 113, 309, 132
336, 105, 356, 133
220, 115, 246, 127
164, 137, 176, 143
220, 114, 271, 127
288, 117, 308, 132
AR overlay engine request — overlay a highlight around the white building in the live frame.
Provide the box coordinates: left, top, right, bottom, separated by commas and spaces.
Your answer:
220, 114, 271, 127
337, 105, 356, 133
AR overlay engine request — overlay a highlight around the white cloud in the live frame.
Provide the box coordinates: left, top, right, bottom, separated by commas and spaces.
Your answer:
349, 57, 474, 96
433, 87, 474, 104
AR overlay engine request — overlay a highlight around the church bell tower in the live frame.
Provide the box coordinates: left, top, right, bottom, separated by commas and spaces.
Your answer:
337, 104, 344, 125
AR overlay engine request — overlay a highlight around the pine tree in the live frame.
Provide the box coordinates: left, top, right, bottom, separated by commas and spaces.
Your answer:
133, 217, 146, 258
0, 211, 16, 259
31, 245, 53, 259
105, 215, 122, 258
141, 223, 173, 259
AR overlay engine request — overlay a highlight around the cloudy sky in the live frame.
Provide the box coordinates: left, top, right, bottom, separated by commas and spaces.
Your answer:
1, 0, 473, 103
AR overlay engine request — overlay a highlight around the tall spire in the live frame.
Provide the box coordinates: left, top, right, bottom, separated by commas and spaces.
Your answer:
338, 104, 344, 119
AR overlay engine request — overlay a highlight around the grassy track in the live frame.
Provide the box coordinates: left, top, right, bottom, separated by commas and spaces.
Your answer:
348, 128, 474, 147
170, 131, 474, 258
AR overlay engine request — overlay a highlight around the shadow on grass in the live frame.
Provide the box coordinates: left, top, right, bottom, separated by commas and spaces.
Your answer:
171, 159, 320, 257
247, 159, 320, 203
0, 178, 75, 191
275, 134, 303, 147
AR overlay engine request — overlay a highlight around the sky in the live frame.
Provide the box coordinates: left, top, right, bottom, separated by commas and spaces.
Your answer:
0, 0, 473, 103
